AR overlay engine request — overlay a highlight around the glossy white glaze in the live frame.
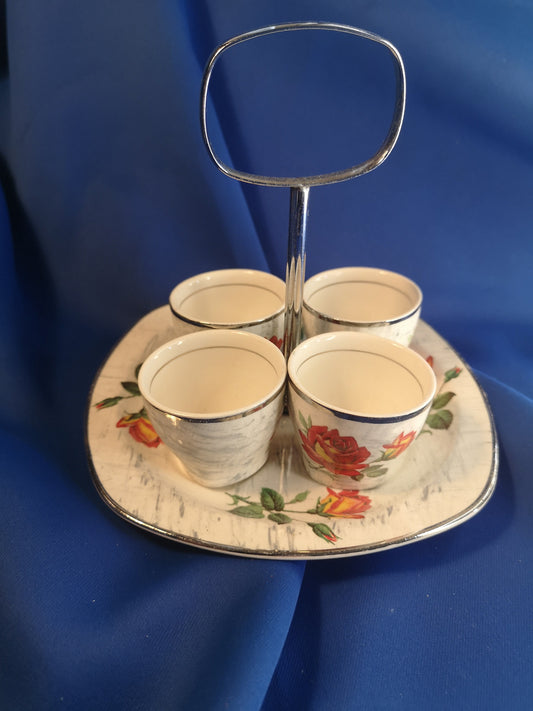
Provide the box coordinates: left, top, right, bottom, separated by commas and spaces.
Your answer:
87, 307, 497, 558
303, 267, 422, 346
288, 331, 437, 490
169, 269, 285, 344
138, 329, 286, 487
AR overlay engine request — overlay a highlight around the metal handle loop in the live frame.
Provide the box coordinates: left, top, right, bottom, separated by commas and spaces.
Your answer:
200, 22, 406, 358
200, 21, 406, 188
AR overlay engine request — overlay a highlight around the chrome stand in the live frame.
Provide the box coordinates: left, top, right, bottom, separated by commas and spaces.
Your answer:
200, 22, 406, 357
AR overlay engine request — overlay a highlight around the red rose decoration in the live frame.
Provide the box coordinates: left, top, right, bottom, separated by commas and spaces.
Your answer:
269, 335, 283, 350
299, 425, 370, 476
381, 431, 416, 460
309, 522, 338, 543
319, 488, 372, 519
117, 413, 161, 448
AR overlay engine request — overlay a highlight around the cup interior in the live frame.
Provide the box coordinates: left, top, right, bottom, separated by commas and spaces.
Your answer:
170, 269, 285, 326
139, 330, 287, 419
288, 331, 436, 418
304, 267, 421, 324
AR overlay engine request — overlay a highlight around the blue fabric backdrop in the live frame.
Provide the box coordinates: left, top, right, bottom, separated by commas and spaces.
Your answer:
1, 2, 532, 709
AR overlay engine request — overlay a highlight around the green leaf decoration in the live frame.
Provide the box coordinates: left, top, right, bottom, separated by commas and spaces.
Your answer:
444, 367, 461, 382
117, 410, 142, 424
298, 411, 309, 432
350, 472, 365, 481
309, 522, 337, 544
364, 464, 389, 478
426, 409, 453, 430
432, 391, 456, 409
260, 488, 285, 511
287, 491, 310, 504
121, 381, 141, 396
307, 496, 323, 515
226, 494, 251, 506
95, 396, 123, 409
268, 512, 292, 525
230, 504, 264, 519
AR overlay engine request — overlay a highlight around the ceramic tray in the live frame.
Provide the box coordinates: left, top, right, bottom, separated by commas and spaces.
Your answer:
86, 306, 498, 559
